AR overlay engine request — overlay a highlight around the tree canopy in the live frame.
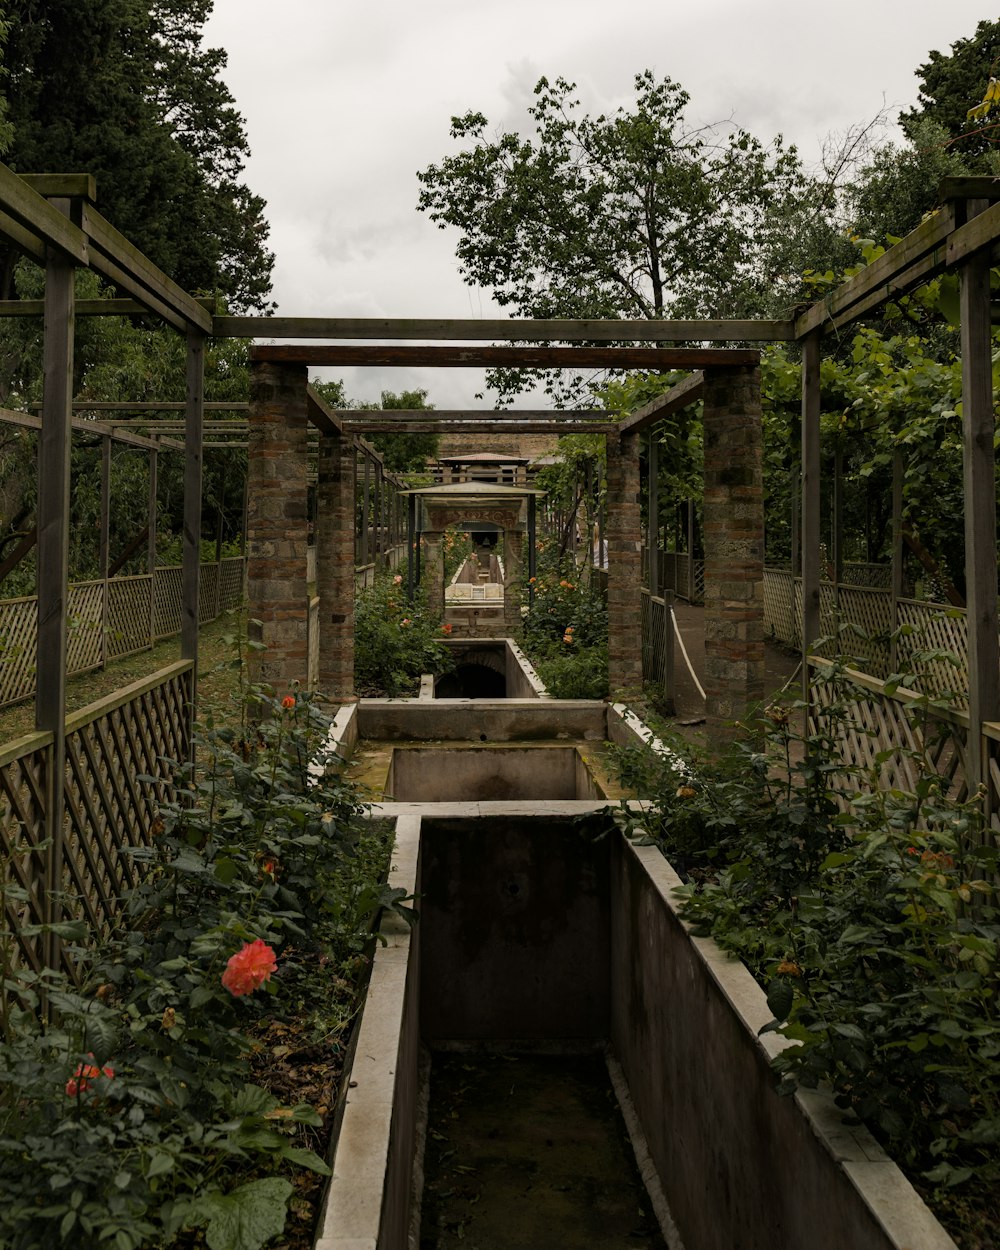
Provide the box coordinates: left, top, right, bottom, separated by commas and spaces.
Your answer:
0, 0, 273, 311
311, 382, 439, 475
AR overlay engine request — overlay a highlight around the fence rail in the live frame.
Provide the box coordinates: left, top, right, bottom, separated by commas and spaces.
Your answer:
0, 557, 245, 708
1, 662, 193, 976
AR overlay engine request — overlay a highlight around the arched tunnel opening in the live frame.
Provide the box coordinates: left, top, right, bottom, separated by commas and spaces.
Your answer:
435, 662, 507, 699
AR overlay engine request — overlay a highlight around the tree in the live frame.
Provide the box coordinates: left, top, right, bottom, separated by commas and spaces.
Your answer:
418, 72, 836, 402
311, 381, 439, 474
901, 20, 1000, 160
0, 0, 273, 311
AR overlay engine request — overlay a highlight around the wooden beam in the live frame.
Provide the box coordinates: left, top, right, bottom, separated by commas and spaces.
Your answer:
252, 344, 760, 369
938, 177, 1000, 202
800, 331, 822, 698
342, 419, 617, 435
19, 173, 97, 202
619, 372, 704, 434
0, 406, 180, 452
69, 400, 249, 411
305, 383, 344, 435
108, 525, 150, 577
333, 407, 610, 422
0, 526, 37, 583
0, 164, 89, 264
794, 205, 957, 338
947, 200, 1000, 267
81, 204, 213, 333
959, 224, 1000, 793
217, 315, 793, 342
0, 210, 46, 262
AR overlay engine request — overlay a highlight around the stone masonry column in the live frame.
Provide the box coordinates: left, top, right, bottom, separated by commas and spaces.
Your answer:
422, 530, 445, 621
606, 429, 643, 694
247, 360, 310, 694
502, 526, 522, 635
317, 428, 356, 700
702, 364, 765, 726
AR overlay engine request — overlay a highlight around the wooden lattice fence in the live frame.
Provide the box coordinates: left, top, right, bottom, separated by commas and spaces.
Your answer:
0, 557, 245, 708
641, 589, 669, 686
1, 662, 192, 976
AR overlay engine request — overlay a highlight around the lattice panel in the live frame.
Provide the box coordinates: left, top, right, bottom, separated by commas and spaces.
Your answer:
107, 576, 152, 659
199, 562, 220, 623
153, 566, 183, 639
0, 736, 50, 973
65, 582, 105, 675
0, 598, 38, 706
219, 558, 246, 611
896, 600, 969, 707
61, 665, 193, 946
809, 666, 969, 814
763, 569, 797, 647
841, 562, 891, 590
832, 586, 892, 677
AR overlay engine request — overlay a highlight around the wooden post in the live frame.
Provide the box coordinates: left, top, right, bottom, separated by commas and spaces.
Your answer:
832, 445, 843, 631
182, 331, 205, 711
959, 224, 1000, 796
316, 428, 356, 699
36, 219, 75, 972
648, 429, 659, 598
801, 331, 822, 702
790, 460, 799, 646
889, 448, 904, 672
361, 453, 370, 567
663, 589, 676, 715
148, 441, 158, 643
528, 494, 537, 609
99, 434, 111, 669
687, 500, 695, 601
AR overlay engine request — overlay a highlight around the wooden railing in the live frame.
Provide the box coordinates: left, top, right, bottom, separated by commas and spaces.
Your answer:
1, 662, 193, 975
0, 556, 245, 708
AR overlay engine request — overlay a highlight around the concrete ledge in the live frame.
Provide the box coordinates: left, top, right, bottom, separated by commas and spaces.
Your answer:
611, 833, 958, 1250
357, 698, 607, 742
315, 816, 422, 1250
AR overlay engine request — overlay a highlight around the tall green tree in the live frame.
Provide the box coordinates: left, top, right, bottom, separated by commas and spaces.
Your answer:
901, 19, 1000, 160
0, 0, 273, 311
312, 381, 439, 474
418, 72, 839, 402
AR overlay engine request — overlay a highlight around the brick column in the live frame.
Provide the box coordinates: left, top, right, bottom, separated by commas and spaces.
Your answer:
502, 527, 522, 635
247, 360, 310, 693
317, 428, 356, 700
702, 365, 765, 726
606, 429, 643, 694
422, 530, 445, 620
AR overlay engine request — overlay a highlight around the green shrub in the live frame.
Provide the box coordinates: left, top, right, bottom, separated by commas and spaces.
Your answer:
520, 550, 608, 699
354, 569, 453, 697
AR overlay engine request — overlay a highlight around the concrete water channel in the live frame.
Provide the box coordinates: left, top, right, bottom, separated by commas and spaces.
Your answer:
313, 642, 958, 1250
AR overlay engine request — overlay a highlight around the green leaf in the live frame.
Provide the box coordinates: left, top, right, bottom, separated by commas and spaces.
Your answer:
200, 1179, 293, 1250
278, 1145, 331, 1175
214, 857, 239, 884
766, 978, 794, 1022
85, 1013, 119, 1065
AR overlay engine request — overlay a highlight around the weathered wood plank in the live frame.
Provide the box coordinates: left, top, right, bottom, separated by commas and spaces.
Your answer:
947, 199, 1000, 267
218, 316, 792, 342
0, 165, 89, 263
0, 526, 37, 583
0, 298, 186, 317
333, 407, 610, 421
619, 372, 703, 434
305, 383, 344, 435
0, 210, 46, 262
794, 205, 957, 338
959, 231, 1000, 792
252, 344, 760, 368
341, 419, 617, 434
82, 206, 212, 333
19, 174, 97, 202
0, 406, 177, 452
938, 177, 1000, 202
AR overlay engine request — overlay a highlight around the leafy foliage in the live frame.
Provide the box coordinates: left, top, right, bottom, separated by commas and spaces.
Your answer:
520, 544, 608, 699
0, 0, 273, 311
353, 568, 453, 697
615, 666, 1000, 1244
0, 673, 405, 1249
311, 381, 439, 476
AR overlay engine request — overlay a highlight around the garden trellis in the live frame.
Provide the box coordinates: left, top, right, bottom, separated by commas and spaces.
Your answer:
1, 164, 1000, 974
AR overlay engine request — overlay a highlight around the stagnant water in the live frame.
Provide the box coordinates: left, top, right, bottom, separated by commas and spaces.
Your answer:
419, 1052, 668, 1250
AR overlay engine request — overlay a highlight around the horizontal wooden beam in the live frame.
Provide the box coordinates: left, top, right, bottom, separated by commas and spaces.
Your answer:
0, 209, 45, 262
947, 200, 1000, 266
253, 345, 759, 369
938, 177, 1000, 202
0, 405, 181, 451
65, 401, 249, 411
342, 419, 617, 435
330, 408, 611, 422
0, 165, 89, 263
82, 205, 213, 334
795, 205, 956, 338
619, 372, 704, 434
220, 315, 791, 343
19, 173, 97, 202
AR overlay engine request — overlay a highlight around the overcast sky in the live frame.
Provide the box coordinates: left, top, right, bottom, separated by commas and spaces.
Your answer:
204, 0, 992, 408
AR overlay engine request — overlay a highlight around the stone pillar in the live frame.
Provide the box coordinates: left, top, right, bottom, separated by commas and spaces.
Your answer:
702, 365, 765, 726
606, 429, 643, 694
246, 360, 310, 694
503, 527, 522, 635
422, 530, 445, 620
317, 428, 356, 700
